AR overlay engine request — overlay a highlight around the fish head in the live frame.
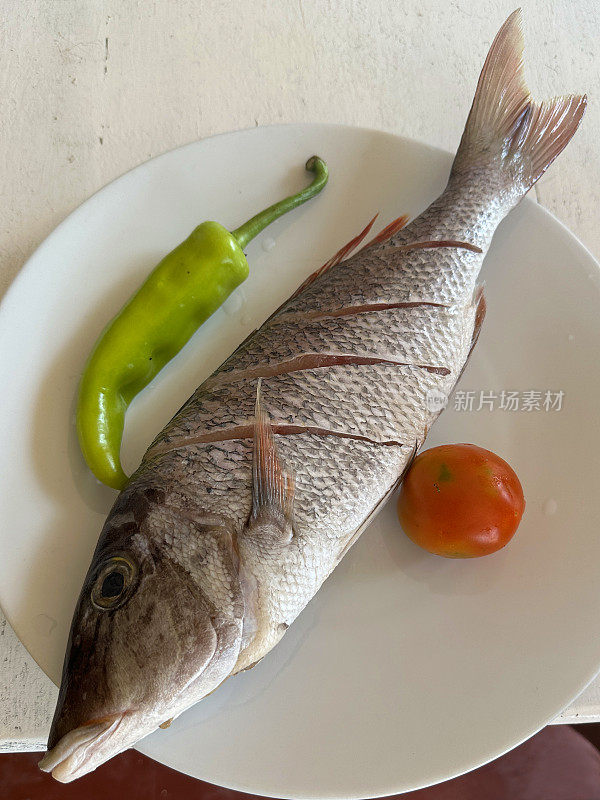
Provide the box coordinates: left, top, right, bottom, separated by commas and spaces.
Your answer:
39, 483, 244, 782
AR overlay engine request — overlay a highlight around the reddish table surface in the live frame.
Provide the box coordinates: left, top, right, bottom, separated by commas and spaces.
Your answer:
2, 726, 600, 800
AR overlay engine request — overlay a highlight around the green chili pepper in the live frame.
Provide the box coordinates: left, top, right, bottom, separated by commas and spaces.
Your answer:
77, 155, 329, 490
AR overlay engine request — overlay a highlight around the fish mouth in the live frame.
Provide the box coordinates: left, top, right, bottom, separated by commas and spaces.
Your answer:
38, 712, 125, 783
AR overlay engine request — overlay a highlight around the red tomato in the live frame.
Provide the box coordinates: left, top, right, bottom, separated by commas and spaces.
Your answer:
397, 444, 525, 558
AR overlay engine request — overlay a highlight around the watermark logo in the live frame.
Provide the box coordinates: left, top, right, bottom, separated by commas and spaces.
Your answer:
452, 390, 564, 412
425, 389, 449, 413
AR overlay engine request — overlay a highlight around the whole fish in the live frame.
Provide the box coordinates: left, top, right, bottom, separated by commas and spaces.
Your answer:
40, 10, 585, 782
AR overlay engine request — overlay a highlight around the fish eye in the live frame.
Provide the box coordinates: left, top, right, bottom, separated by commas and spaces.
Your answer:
91, 556, 137, 611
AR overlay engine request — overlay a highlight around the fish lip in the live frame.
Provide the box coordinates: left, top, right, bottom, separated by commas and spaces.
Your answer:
38, 712, 126, 782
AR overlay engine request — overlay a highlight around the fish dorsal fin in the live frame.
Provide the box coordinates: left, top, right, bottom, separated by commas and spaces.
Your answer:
284, 214, 408, 305
289, 213, 409, 300
251, 380, 295, 528
359, 214, 409, 250
289, 215, 378, 300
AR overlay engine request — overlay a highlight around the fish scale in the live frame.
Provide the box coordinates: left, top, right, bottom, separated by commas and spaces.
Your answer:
141, 249, 481, 672
149, 302, 477, 453
150, 362, 457, 452
141, 432, 413, 663
144, 434, 411, 547
280, 245, 483, 313
41, 11, 587, 781
211, 303, 476, 381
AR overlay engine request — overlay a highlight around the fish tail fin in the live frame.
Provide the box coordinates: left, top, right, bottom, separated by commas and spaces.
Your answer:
451, 9, 586, 194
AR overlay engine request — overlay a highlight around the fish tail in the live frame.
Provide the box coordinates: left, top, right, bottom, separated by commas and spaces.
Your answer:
451, 8, 586, 194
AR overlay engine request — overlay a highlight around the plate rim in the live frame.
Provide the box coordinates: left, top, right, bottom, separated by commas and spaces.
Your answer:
2, 122, 600, 798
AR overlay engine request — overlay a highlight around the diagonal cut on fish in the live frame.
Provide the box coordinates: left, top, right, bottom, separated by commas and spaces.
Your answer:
149, 423, 406, 457
208, 353, 452, 385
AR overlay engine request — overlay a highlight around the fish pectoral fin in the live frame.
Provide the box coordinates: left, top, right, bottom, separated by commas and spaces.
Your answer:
248, 379, 295, 540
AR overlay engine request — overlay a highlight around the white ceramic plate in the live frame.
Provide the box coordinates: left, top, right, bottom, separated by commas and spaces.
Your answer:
1, 124, 600, 799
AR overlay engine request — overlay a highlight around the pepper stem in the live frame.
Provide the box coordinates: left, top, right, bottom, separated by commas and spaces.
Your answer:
232, 156, 329, 249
